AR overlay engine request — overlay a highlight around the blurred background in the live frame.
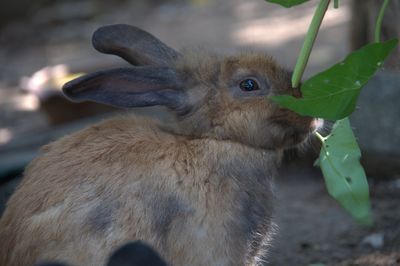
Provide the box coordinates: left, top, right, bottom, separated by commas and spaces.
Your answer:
0, 0, 399, 265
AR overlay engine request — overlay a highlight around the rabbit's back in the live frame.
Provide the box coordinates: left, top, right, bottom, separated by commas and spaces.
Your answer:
0, 115, 276, 266
0, 115, 181, 265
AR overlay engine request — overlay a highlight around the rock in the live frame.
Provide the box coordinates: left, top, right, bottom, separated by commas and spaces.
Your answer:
362, 233, 384, 249
391, 178, 400, 189
350, 71, 400, 176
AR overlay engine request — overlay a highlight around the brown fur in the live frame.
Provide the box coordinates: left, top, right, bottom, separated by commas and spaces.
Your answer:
0, 26, 315, 266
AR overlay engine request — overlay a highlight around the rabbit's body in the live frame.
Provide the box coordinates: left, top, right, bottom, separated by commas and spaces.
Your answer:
0, 25, 316, 266
1, 115, 276, 266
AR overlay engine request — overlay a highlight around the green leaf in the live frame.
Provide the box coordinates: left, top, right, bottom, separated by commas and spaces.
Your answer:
271, 39, 398, 120
317, 118, 372, 225
265, 0, 309, 8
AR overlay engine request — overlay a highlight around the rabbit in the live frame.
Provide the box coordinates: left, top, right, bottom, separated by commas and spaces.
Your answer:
0, 24, 318, 266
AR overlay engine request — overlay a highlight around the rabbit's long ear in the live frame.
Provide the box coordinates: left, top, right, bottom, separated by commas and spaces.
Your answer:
62, 67, 185, 109
92, 24, 180, 66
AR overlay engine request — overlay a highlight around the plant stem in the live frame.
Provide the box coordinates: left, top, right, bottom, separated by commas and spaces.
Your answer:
374, 0, 390, 43
334, 0, 339, 8
291, 0, 330, 89
314, 131, 326, 143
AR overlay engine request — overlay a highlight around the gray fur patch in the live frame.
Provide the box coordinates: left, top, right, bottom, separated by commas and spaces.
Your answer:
221, 155, 275, 261
148, 194, 192, 243
86, 200, 119, 233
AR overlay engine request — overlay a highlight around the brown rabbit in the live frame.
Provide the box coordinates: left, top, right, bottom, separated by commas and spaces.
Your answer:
0, 24, 317, 266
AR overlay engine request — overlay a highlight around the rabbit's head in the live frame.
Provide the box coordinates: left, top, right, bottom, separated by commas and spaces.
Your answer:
63, 24, 317, 150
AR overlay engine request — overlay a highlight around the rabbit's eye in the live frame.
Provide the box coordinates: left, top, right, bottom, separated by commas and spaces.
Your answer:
239, 79, 260, 91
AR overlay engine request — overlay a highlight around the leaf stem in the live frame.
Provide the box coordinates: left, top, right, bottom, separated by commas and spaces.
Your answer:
291, 0, 331, 88
374, 0, 390, 43
334, 0, 339, 8
314, 131, 326, 143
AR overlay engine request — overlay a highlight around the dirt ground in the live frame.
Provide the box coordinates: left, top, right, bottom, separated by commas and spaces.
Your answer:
271, 159, 400, 266
1, 0, 399, 265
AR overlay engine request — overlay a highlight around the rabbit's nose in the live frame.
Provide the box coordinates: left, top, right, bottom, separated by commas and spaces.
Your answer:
292, 87, 302, 98
311, 118, 324, 132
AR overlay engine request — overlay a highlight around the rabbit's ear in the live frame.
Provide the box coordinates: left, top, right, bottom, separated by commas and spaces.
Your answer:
92, 24, 180, 66
62, 66, 185, 109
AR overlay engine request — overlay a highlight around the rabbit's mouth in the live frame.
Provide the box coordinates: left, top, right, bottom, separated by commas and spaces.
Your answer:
272, 117, 322, 148
287, 118, 323, 146
290, 130, 309, 143
283, 128, 311, 147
